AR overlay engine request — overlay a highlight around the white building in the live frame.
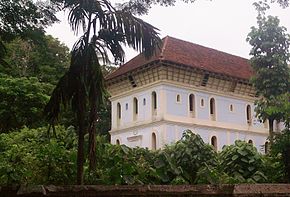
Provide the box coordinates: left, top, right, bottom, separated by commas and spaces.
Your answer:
106, 36, 277, 152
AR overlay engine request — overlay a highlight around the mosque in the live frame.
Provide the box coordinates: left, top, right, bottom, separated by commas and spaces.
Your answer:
105, 36, 279, 152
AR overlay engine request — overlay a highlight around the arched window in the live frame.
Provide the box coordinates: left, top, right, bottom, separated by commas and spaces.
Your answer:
133, 97, 138, 121
248, 139, 253, 144
176, 94, 181, 103
189, 94, 195, 117
117, 103, 121, 126
143, 98, 146, 105
211, 136, 217, 151
246, 105, 252, 125
116, 139, 120, 145
210, 98, 216, 121
152, 91, 157, 115
152, 133, 157, 150
265, 141, 269, 154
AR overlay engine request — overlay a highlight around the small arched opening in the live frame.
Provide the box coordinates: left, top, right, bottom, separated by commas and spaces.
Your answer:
152, 132, 157, 150
211, 136, 217, 151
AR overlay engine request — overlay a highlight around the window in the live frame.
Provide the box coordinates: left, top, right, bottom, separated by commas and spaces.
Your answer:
176, 94, 181, 103
248, 139, 253, 144
152, 91, 157, 115
229, 104, 233, 112
133, 97, 138, 121
211, 136, 217, 151
116, 139, 120, 145
210, 98, 216, 121
143, 98, 146, 105
189, 94, 195, 117
152, 133, 157, 150
117, 103, 121, 119
200, 99, 204, 107
125, 103, 128, 110
117, 103, 121, 126
246, 105, 252, 125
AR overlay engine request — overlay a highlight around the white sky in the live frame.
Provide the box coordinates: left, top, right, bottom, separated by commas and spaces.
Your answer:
46, 0, 290, 62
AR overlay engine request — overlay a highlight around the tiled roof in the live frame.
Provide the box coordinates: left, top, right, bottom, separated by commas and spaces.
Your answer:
106, 36, 253, 80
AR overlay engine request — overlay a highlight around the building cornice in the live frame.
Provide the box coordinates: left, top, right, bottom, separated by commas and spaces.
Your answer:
109, 80, 257, 103
109, 116, 268, 136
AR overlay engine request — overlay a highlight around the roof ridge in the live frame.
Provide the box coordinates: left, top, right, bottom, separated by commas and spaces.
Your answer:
165, 36, 249, 61
159, 36, 169, 59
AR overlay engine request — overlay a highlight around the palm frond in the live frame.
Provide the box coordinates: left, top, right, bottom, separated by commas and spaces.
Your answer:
98, 10, 161, 59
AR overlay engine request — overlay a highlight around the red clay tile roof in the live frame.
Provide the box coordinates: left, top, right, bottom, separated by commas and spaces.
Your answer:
106, 36, 253, 80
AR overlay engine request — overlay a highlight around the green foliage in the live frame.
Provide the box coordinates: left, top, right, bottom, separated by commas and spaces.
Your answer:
162, 130, 217, 183
0, 75, 52, 132
86, 136, 158, 185
0, 126, 77, 185
271, 129, 290, 182
1, 35, 70, 85
247, 15, 290, 143
0, 0, 59, 65
247, 15, 290, 99
219, 140, 267, 183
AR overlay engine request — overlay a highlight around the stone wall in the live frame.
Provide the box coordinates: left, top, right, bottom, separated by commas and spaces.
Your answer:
1, 184, 290, 197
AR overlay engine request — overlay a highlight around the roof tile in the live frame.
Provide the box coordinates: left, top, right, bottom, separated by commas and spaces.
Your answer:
106, 36, 253, 80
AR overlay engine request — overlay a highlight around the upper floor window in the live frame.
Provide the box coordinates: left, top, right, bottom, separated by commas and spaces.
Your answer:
246, 105, 252, 125
189, 94, 195, 117
117, 103, 121, 119
117, 102, 121, 126
152, 91, 157, 115
176, 94, 181, 103
133, 97, 138, 121
125, 103, 128, 110
143, 98, 146, 106
210, 98, 216, 121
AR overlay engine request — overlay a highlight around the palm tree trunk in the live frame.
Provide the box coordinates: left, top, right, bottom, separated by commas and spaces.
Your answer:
269, 118, 274, 146
76, 91, 86, 185
88, 90, 97, 171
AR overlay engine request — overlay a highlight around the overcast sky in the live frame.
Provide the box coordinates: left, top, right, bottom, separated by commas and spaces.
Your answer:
46, 0, 290, 62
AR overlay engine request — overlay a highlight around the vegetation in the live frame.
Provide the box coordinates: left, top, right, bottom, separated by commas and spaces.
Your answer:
44, 0, 161, 184
0, 0, 289, 187
247, 14, 290, 144
1, 129, 289, 186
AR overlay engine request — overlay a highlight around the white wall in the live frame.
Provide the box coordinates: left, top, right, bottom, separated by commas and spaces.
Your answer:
110, 83, 269, 153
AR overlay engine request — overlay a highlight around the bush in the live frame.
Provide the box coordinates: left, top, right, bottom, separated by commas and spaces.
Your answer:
161, 130, 218, 184
219, 140, 267, 183
0, 126, 77, 185
271, 129, 290, 182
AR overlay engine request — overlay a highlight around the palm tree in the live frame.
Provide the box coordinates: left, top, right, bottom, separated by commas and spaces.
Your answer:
45, 0, 160, 184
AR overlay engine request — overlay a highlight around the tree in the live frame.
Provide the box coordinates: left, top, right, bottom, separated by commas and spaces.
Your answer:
0, 75, 52, 132
247, 15, 290, 145
1, 35, 70, 85
0, 0, 59, 64
45, 0, 161, 184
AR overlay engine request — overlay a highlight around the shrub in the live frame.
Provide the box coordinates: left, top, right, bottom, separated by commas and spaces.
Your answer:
162, 130, 218, 183
219, 140, 267, 183
271, 129, 290, 182
0, 126, 77, 185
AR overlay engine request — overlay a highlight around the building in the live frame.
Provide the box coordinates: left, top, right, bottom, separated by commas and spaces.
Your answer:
106, 36, 276, 152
